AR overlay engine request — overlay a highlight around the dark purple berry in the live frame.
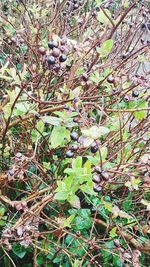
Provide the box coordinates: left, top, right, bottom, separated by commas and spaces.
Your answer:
7, 169, 14, 176
66, 150, 74, 158
66, 1, 70, 6
122, 53, 128, 59
59, 54, 67, 62
92, 174, 101, 183
66, 63, 72, 69
124, 95, 130, 102
114, 239, 121, 248
63, 11, 67, 16
48, 40, 58, 49
82, 73, 88, 82
91, 143, 99, 153
73, 4, 79, 9
60, 46, 67, 53
101, 171, 109, 181
93, 183, 102, 192
16, 152, 22, 158
107, 75, 115, 83
71, 144, 78, 151
64, 104, 70, 110
94, 166, 102, 174
38, 46, 46, 55
52, 47, 60, 57
76, 230, 81, 236
70, 131, 78, 141
132, 90, 139, 97
53, 63, 61, 71
35, 113, 40, 119
47, 55, 55, 65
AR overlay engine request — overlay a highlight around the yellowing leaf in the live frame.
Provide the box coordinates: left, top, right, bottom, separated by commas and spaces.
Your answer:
81, 126, 110, 140
125, 177, 141, 191
97, 39, 114, 58
97, 9, 112, 25
109, 227, 118, 238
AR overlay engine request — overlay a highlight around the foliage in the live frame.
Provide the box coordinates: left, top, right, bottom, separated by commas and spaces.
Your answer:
0, 0, 149, 266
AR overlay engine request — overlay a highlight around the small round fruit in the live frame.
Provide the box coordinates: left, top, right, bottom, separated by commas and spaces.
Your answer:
122, 53, 128, 59
91, 143, 98, 153
92, 174, 101, 183
60, 45, 67, 52
38, 46, 46, 55
35, 113, 40, 119
76, 230, 81, 236
94, 166, 102, 174
48, 40, 58, 49
114, 239, 120, 248
63, 11, 67, 16
16, 152, 22, 159
7, 169, 15, 176
73, 97, 79, 103
107, 75, 115, 83
59, 54, 67, 62
52, 47, 60, 57
71, 144, 78, 151
73, 3, 79, 9
47, 55, 55, 65
132, 90, 139, 97
66, 63, 72, 69
66, 1, 70, 6
92, 10, 97, 17
124, 95, 130, 102
101, 171, 109, 181
64, 104, 70, 110
66, 150, 74, 158
82, 73, 88, 82
93, 183, 102, 192
70, 131, 78, 141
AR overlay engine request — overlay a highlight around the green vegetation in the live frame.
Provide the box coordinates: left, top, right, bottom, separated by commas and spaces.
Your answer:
0, 0, 149, 266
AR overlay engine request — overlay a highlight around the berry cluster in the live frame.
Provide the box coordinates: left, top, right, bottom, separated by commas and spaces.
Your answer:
38, 38, 68, 73
66, 131, 79, 158
92, 166, 110, 192
62, 0, 83, 18
47, 39, 67, 68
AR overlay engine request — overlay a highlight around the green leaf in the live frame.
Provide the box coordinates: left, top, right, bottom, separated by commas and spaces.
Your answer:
0, 207, 5, 217
42, 116, 61, 126
68, 195, 81, 209
72, 259, 80, 267
73, 209, 93, 230
72, 156, 82, 169
109, 227, 118, 238
65, 175, 74, 190
97, 9, 112, 25
12, 244, 26, 259
82, 126, 110, 140
97, 39, 113, 58
63, 214, 75, 228
50, 126, 70, 148
104, 201, 113, 212
54, 191, 68, 201
133, 101, 148, 120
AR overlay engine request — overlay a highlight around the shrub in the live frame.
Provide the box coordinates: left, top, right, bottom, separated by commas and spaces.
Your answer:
0, 0, 149, 266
